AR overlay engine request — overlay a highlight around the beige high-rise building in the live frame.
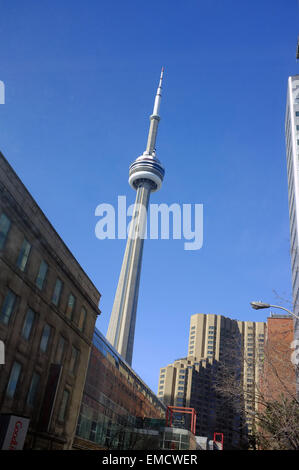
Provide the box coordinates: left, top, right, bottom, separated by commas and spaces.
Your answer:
158, 313, 266, 449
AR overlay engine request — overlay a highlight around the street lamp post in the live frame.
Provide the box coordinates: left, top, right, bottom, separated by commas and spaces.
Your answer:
250, 301, 299, 320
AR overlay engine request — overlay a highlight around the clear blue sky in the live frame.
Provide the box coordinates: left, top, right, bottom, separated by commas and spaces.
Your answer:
0, 0, 298, 392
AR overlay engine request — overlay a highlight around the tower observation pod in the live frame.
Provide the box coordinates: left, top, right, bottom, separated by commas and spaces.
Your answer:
106, 69, 165, 365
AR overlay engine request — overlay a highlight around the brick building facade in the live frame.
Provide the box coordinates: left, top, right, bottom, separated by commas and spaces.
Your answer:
0, 151, 101, 449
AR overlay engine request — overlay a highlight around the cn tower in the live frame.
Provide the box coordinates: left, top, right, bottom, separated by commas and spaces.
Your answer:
106, 69, 165, 365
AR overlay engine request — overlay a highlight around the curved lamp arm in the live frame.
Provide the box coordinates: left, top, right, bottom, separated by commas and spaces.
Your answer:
250, 301, 299, 320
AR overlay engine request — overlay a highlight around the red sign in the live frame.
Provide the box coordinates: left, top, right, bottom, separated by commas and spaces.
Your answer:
0, 415, 30, 450
8, 420, 23, 450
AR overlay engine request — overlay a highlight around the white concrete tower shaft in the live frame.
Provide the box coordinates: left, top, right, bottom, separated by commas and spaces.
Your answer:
106, 69, 165, 365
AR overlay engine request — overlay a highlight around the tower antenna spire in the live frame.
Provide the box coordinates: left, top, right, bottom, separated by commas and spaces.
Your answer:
145, 67, 164, 156
152, 66, 164, 115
